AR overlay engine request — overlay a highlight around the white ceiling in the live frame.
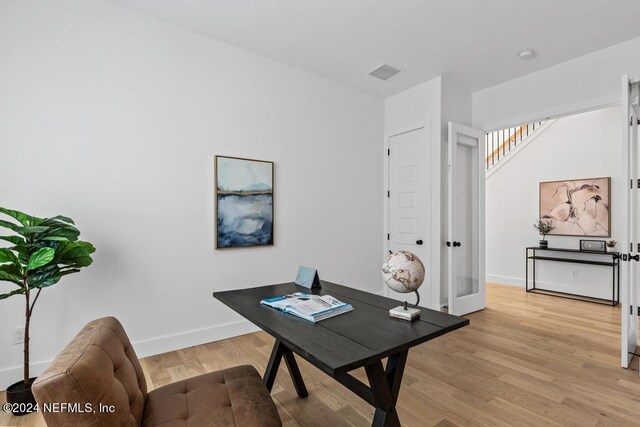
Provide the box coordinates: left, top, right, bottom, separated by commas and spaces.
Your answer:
109, 0, 640, 98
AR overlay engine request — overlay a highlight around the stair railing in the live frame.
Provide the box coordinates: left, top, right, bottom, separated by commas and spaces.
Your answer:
485, 121, 544, 170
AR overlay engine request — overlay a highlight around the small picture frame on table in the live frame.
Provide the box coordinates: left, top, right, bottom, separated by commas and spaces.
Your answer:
579, 240, 606, 253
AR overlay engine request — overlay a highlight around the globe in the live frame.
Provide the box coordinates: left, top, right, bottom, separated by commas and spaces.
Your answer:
382, 251, 425, 294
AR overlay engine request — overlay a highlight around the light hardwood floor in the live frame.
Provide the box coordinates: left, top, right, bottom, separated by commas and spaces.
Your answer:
2, 284, 639, 426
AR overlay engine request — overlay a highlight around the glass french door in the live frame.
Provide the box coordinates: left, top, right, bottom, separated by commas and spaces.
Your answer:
447, 122, 486, 316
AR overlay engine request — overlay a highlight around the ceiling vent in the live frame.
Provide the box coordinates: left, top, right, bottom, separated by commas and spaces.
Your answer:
368, 64, 402, 81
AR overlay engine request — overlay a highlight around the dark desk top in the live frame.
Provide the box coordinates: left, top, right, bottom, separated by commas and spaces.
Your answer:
214, 281, 469, 375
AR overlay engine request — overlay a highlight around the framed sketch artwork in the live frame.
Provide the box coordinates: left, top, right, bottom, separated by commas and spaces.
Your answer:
539, 177, 610, 237
215, 156, 274, 249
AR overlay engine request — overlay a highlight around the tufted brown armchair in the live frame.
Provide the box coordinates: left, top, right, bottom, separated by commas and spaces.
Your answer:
32, 317, 281, 427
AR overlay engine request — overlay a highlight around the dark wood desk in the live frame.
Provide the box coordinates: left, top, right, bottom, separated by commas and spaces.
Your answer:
214, 281, 469, 427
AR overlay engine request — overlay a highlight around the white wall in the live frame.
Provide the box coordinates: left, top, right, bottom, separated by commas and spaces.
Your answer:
0, 0, 383, 386
473, 36, 640, 131
383, 77, 442, 309
486, 106, 622, 299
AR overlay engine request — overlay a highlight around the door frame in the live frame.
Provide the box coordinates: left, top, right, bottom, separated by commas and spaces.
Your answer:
447, 122, 486, 315
383, 121, 441, 310
621, 75, 639, 368
477, 86, 637, 368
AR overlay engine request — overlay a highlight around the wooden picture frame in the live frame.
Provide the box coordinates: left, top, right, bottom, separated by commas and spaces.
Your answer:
215, 155, 274, 249
539, 177, 611, 237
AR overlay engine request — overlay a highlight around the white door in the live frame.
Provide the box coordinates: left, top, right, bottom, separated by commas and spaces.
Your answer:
447, 122, 486, 316
621, 75, 639, 368
388, 127, 429, 304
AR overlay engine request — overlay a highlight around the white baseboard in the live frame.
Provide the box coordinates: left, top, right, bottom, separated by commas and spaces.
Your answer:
0, 319, 259, 389
0, 359, 52, 391
133, 319, 259, 358
486, 274, 612, 300
486, 274, 525, 287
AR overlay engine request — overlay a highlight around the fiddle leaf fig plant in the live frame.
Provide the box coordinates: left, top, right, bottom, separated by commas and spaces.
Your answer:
0, 208, 95, 386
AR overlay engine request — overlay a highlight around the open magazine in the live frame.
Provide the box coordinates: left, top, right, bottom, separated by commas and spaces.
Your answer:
260, 292, 353, 322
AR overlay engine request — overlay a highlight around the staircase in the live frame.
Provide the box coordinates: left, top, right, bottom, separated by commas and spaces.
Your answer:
485, 121, 546, 171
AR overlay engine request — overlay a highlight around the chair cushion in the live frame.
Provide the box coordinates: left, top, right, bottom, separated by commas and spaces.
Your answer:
142, 365, 281, 427
32, 317, 147, 427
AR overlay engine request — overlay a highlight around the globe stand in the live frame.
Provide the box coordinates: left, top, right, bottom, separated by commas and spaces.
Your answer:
389, 290, 421, 321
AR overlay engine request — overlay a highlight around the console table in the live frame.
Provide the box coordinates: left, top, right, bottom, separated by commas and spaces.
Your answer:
525, 246, 619, 306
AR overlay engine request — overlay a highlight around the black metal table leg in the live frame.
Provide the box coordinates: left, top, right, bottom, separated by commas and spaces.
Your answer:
612, 257, 616, 306
263, 339, 308, 398
617, 258, 620, 305
532, 248, 536, 290
525, 248, 529, 291
365, 350, 408, 427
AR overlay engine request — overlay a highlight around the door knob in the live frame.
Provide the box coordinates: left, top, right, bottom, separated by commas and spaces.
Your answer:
416, 240, 423, 245
453, 241, 461, 247
446, 241, 451, 247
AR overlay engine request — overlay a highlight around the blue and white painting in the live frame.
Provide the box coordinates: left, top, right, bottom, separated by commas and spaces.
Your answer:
216, 156, 274, 249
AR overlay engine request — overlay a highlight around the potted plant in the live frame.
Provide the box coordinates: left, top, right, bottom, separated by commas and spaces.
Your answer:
534, 219, 554, 249
606, 240, 617, 253
0, 208, 95, 415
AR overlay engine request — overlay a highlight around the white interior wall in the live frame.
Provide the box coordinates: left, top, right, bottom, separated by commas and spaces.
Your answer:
486, 106, 622, 299
0, 0, 383, 386
383, 77, 442, 309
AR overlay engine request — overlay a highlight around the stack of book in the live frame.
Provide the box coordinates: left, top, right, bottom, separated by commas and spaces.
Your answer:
260, 292, 353, 322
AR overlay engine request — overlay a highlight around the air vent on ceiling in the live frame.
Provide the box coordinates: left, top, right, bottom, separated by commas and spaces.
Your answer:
369, 64, 402, 81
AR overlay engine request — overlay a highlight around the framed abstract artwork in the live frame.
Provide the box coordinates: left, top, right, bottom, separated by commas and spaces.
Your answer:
215, 155, 274, 249
539, 177, 610, 237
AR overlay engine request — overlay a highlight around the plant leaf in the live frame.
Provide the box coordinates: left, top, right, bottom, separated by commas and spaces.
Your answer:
11, 245, 30, 265
0, 288, 25, 300
0, 220, 20, 232
0, 270, 22, 285
0, 235, 26, 245
40, 236, 69, 242
0, 248, 19, 265
57, 241, 95, 267
28, 268, 61, 288
59, 268, 81, 277
0, 208, 37, 226
16, 226, 49, 235
36, 226, 80, 242
0, 263, 21, 275
42, 215, 75, 226
0, 264, 23, 286
27, 247, 55, 271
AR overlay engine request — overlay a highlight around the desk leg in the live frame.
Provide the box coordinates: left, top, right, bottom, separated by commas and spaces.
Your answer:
283, 346, 309, 398
365, 350, 408, 427
263, 339, 308, 398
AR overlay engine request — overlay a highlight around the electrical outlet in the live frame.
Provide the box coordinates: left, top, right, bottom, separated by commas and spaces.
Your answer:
13, 327, 25, 345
